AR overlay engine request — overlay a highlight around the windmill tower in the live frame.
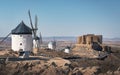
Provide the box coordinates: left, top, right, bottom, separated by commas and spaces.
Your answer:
28, 10, 40, 54
48, 37, 56, 50
64, 42, 72, 53
11, 21, 33, 58
0, 11, 40, 57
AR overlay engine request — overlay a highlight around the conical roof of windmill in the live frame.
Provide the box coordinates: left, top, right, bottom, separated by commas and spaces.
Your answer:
12, 21, 32, 34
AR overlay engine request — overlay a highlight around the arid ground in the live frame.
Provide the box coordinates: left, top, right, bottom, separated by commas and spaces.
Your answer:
0, 40, 120, 75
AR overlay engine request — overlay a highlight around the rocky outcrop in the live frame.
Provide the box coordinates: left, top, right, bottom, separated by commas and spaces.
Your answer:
0, 56, 120, 75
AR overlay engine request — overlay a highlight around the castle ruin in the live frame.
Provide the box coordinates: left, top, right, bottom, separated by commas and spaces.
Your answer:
77, 34, 102, 45
75, 34, 111, 51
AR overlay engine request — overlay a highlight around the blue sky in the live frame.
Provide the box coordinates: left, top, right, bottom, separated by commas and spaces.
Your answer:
0, 0, 120, 38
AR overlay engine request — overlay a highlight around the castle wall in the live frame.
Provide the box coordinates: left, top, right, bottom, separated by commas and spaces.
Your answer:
77, 34, 102, 45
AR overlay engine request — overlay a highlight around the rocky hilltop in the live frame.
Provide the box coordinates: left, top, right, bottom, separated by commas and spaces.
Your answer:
0, 46, 120, 75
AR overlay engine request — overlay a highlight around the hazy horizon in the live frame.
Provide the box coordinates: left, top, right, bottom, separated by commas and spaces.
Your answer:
1, 36, 120, 41
0, 0, 120, 38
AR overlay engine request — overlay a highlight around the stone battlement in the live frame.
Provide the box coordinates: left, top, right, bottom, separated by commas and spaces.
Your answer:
75, 34, 111, 52
77, 34, 102, 45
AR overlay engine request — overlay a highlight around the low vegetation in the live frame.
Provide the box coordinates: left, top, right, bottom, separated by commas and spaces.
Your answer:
0, 47, 120, 75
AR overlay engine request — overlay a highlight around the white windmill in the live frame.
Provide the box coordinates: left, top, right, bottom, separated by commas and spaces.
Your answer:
11, 21, 33, 58
0, 20, 33, 58
28, 10, 40, 54
0, 11, 40, 57
48, 38, 56, 50
64, 43, 72, 53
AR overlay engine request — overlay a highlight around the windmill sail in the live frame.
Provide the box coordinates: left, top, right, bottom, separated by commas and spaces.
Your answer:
39, 32, 43, 44
34, 15, 38, 37
28, 10, 40, 54
35, 15, 38, 30
0, 33, 11, 44
28, 10, 36, 37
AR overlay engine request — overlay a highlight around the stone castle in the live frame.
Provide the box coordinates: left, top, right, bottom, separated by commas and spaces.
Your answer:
76, 34, 111, 51
77, 34, 102, 45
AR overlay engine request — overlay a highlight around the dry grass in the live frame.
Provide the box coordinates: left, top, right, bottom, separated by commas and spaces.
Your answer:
0, 46, 120, 75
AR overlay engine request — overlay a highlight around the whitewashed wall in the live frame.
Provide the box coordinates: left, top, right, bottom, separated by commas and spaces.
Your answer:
11, 34, 32, 51
48, 42, 56, 50
33, 39, 40, 48
64, 49, 70, 53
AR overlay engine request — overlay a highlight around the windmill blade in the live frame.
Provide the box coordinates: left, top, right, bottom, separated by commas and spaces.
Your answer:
34, 15, 38, 37
53, 37, 56, 42
28, 10, 36, 38
0, 33, 11, 44
39, 32, 43, 44
53, 37, 56, 49
35, 15, 38, 30
70, 43, 72, 49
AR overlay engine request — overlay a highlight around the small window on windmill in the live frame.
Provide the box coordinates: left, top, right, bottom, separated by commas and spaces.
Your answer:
20, 43, 22, 45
